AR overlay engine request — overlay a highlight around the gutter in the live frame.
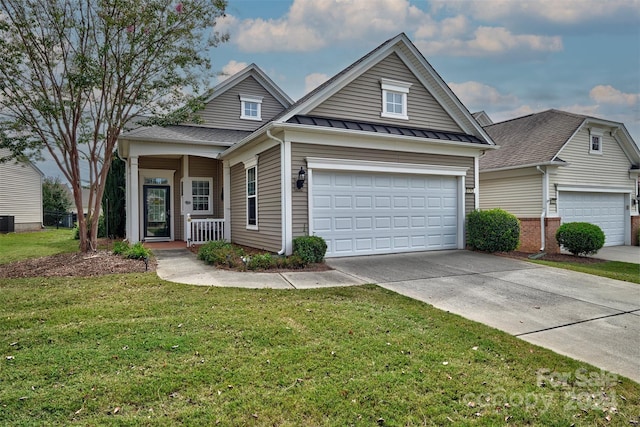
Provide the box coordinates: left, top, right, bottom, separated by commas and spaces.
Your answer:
266, 128, 288, 256
536, 166, 549, 252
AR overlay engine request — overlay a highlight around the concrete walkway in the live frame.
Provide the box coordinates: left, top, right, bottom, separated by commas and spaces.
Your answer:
154, 248, 640, 382
154, 249, 366, 289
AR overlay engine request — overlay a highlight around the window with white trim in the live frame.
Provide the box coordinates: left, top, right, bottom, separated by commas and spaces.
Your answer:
240, 94, 263, 121
181, 177, 213, 215
381, 78, 412, 120
244, 157, 258, 229
589, 128, 603, 154
191, 179, 212, 213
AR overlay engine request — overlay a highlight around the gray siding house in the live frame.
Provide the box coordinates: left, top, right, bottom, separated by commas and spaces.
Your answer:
0, 148, 44, 232
480, 110, 640, 251
118, 33, 495, 257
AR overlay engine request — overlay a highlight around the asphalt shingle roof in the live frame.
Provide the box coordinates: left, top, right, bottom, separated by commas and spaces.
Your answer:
287, 115, 487, 145
121, 125, 251, 145
480, 109, 585, 170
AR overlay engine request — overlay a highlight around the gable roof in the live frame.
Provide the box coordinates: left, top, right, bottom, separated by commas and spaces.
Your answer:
205, 63, 293, 108
270, 33, 494, 145
481, 109, 640, 171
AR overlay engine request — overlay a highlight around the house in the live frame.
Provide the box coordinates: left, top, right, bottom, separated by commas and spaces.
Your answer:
117, 33, 495, 257
479, 109, 640, 252
0, 148, 44, 232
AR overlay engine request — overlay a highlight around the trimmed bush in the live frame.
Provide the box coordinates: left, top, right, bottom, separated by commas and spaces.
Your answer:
556, 222, 605, 256
467, 209, 520, 253
293, 235, 327, 264
247, 253, 276, 271
197, 240, 245, 269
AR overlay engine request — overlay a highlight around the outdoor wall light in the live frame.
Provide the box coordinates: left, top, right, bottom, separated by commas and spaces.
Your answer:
296, 167, 306, 189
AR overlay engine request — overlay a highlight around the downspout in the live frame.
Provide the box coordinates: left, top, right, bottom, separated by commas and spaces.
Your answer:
536, 166, 548, 251
266, 128, 288, 255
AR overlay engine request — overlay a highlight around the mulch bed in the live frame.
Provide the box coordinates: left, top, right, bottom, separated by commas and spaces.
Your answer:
0, 251, 157, 279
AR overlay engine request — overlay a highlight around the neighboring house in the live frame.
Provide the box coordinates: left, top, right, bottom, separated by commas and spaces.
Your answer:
479, 109, 640, 252
118, 33, 495, 257
0, 148, 44, 232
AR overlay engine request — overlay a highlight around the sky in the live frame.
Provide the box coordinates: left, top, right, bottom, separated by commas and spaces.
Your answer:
36, 0, 640, 180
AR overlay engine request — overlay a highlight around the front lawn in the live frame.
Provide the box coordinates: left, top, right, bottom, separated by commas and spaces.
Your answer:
0, 229, 77, 265
531, 260, 640, 284
1, 274, 637, 425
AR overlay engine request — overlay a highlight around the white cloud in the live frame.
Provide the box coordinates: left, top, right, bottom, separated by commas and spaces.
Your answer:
590, 85, 639, 107
489, 105, 539, 124
217, 60, 248, 82
431, 0, 640, 25
304, 73, 329, 94
226, 0, 429, 53
449, 81, 518, 109
417, 26, 562, 56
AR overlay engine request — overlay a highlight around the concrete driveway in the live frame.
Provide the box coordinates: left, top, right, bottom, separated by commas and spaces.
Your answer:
327, 250, 640, 382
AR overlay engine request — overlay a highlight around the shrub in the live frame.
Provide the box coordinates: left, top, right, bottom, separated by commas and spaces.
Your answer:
293, 235, 327, 264
73, 216, 106, 240
247, 253, 276, 271
467, 209, 520, 253
125, 242, 151, 260
112, 241, 129, 255
556, 222, 605, 256
197, 240, 245, 269
274, 254, 306, 270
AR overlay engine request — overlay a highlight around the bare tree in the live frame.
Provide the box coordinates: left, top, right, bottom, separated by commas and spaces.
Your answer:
0, 0, 227, 251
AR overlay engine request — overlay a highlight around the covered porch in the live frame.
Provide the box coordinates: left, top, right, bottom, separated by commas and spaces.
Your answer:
117, 126, 247, 245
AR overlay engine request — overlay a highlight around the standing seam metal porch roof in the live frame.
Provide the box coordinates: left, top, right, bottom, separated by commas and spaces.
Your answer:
286, 115, 487, 145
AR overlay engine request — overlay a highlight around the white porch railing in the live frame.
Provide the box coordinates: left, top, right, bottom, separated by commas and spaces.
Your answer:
185, 214, 225, 247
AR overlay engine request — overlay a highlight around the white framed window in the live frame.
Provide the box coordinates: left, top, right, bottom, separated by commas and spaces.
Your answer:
244, 157, 258, 229
240, 94, 263, 121
191, 179, 212, 213
180, 177, 213, 215
381, 78, 412, 120
589, 128, 603, 154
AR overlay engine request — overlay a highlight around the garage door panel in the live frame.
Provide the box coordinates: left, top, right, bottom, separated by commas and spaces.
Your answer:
559, 192, 625, 246
313, 171, 458, 257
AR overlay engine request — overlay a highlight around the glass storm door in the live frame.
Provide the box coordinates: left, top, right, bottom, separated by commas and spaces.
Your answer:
144, 185, 170, 239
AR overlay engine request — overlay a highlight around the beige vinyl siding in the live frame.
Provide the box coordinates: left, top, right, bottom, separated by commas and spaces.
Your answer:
229, 146, 282, 251
553, 128, 635, 188
310, 53, 462, 133
138, 157, 183, 239
188, 156, 223, 219
291, 142, 474, 238
199, 76, 287, 131
0, 149, 42, 230
480, 169, 543, 217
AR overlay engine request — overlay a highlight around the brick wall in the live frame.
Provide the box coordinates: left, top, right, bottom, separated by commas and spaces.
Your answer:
632, 216, 640, 246
517, 217, 561, 253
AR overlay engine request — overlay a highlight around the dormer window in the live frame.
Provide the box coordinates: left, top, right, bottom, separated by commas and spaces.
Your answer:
381, 78, 412, 120
589, 128, 603, 154
240, 94, 263, 121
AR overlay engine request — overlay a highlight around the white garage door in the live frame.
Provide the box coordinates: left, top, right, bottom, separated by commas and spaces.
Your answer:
311, 171, 458, 257
558, 192, 625, 246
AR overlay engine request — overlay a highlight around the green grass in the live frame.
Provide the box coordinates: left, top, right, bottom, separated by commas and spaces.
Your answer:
532, 260, 640, 284
0, 229, 77, 265
1, 275, 638, 426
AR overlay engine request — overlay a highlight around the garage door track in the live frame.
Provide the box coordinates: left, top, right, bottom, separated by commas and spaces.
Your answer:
327, 250, 640, 383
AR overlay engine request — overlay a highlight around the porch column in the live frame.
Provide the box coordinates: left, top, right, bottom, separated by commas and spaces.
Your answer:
124, 159, 131, 240
223, 160, 231, 241
130, 156, 140, 243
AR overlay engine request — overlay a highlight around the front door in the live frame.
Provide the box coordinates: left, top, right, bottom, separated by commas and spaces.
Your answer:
144, 185, 171, 239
